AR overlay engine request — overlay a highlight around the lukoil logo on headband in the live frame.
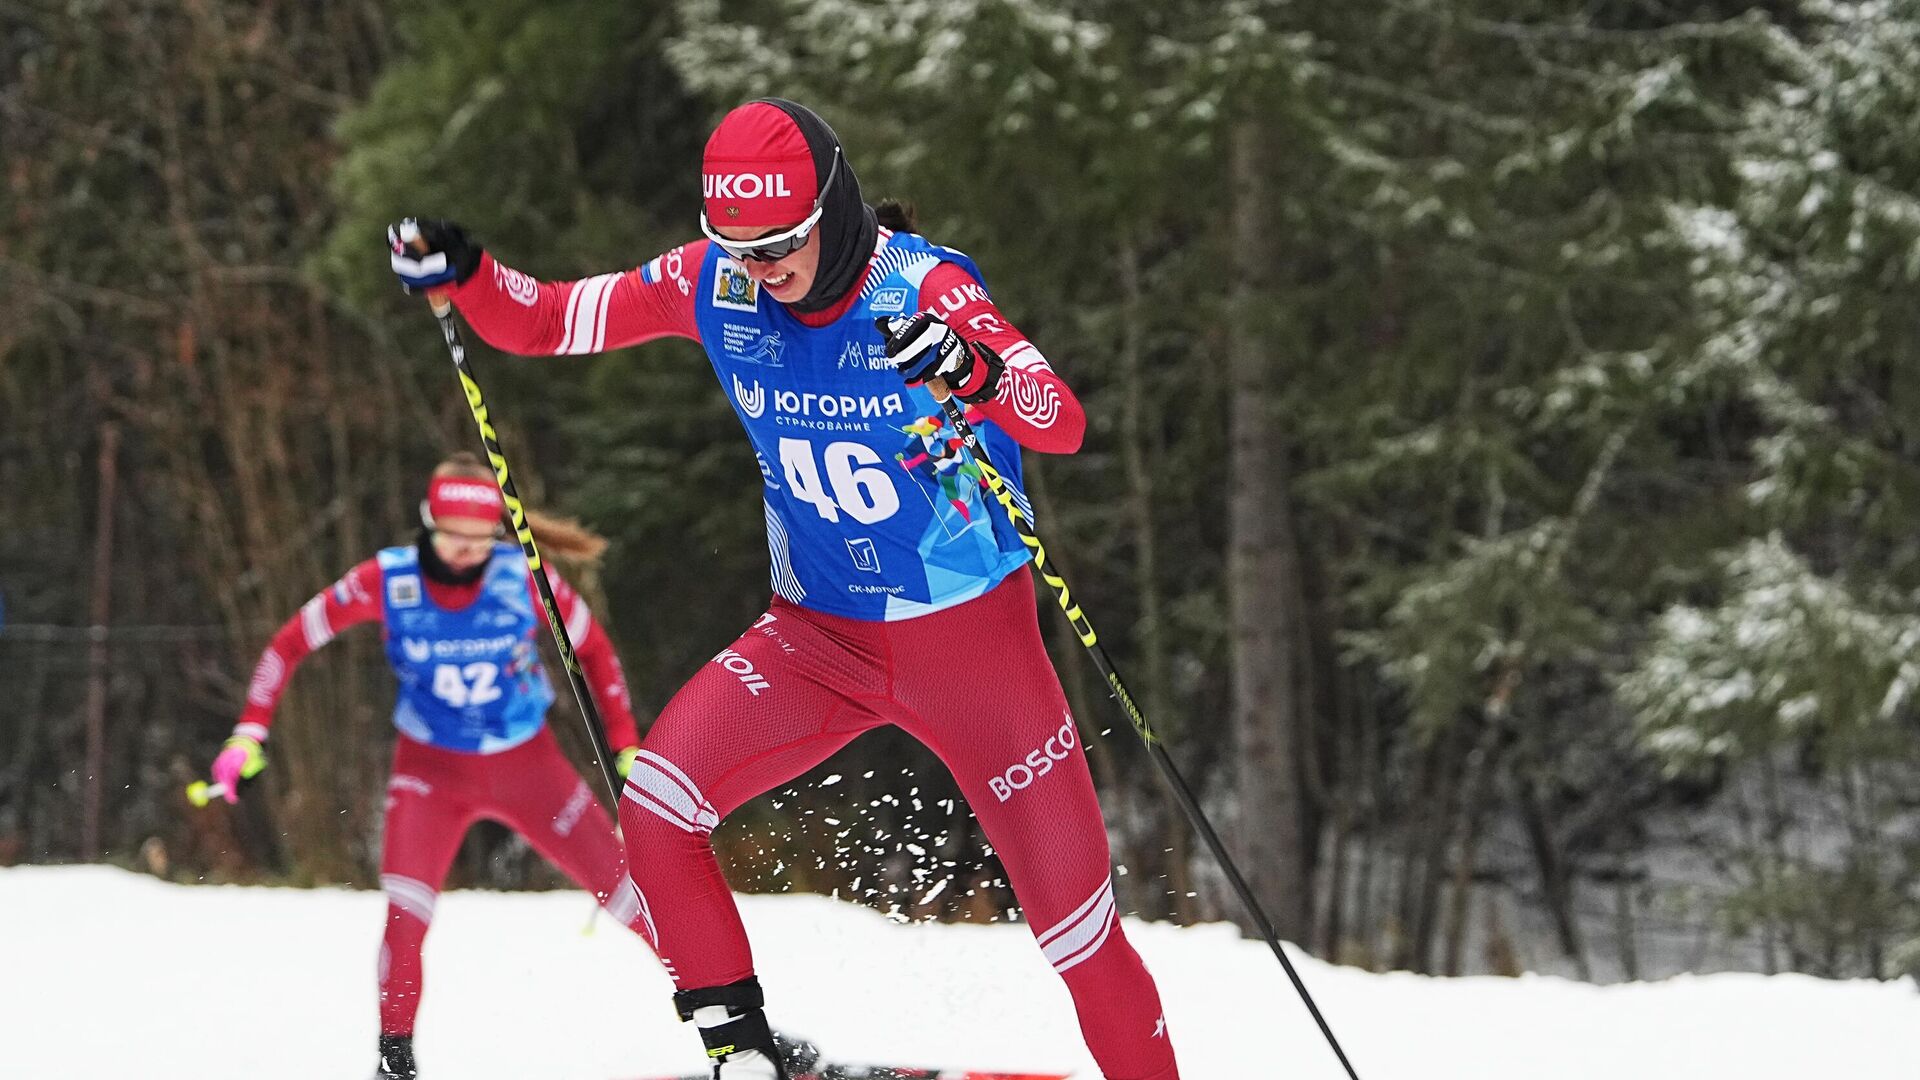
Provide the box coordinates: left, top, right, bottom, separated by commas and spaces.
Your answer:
704, 173, 795, 200
435, 482, 500, 506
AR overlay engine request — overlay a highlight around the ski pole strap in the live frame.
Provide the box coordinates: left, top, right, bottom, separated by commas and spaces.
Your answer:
221, 735, 267, 779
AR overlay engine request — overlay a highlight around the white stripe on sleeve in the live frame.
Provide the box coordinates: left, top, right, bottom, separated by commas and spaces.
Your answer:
558, 274, 619, 355
299, 596, 334, 651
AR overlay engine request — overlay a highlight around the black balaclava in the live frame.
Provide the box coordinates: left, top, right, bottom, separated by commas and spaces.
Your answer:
416, 526, 490, 587
753, 98, 879, 314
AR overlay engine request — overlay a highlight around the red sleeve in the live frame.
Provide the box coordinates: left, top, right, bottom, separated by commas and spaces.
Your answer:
233, 560, 384, 741
530, 569, 640, 752
921, 261, 1086, 454
446, 243, 708, 356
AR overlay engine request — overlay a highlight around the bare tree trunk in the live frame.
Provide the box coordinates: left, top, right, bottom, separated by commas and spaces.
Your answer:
1759, 753, 1800, 970
1226, 120, 1310, 944
1730, 776, 1779, 974
1847, 765, 1886, 977
1443, 714, 1504, 975
1614, 874, 1640, 981
82, 422, 121, 859
1317, 663, 1368, 962
1113, 238, 1197, 923
1117, 240, 1171, 747
1408, 733, 1462, 972
1519, 774, 1590, 979
1321, 807, 1350, 960
1353, 670, 1386, 968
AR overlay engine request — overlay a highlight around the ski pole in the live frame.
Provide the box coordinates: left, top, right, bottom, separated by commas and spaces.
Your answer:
916, 362, 1364, 1080
412, 275, 624, 807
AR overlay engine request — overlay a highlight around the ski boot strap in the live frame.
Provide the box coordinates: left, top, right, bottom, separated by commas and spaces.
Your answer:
675, 977, 782, 1068
673, 976, 765, 1021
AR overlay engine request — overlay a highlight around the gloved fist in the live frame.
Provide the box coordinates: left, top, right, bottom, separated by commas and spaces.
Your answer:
615, 746, 640, 779
875, 314, 1004, 404
387, 217, 483, 292
209, 735, 267, 804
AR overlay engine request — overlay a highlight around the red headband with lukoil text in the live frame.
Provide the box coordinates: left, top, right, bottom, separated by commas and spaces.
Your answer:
702, 102, 818, 228
426, 476, 505, 526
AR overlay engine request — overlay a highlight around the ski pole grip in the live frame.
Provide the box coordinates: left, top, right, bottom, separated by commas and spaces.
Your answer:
404, 234, 454, 318
185, 781, 229, 808
875, 316, 953, 402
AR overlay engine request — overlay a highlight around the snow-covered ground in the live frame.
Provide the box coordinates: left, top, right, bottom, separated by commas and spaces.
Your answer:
3, 865, 1915, 1079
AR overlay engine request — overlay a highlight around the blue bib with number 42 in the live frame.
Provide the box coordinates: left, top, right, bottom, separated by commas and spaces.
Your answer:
377, 543, 555, 753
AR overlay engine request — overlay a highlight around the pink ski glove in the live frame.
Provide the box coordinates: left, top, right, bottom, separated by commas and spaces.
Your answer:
210, 736, 266, 803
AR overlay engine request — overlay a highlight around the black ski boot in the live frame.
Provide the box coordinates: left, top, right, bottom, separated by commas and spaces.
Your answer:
673, 977, 821, 1079
372, 1033, 418, 1079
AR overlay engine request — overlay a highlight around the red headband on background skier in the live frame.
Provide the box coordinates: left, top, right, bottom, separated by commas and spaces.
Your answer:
423, 475, 505, 529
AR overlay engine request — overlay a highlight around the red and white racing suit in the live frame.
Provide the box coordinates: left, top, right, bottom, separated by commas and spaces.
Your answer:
234, 557, 650, 1036
447, 239, 1178, 1079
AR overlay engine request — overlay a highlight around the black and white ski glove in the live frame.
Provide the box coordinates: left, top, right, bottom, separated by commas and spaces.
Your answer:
387, 217, 483, 292
875, 314, 1004, 404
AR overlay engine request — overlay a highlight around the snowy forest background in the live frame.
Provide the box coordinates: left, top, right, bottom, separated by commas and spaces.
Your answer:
8, 0, 1920, 987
